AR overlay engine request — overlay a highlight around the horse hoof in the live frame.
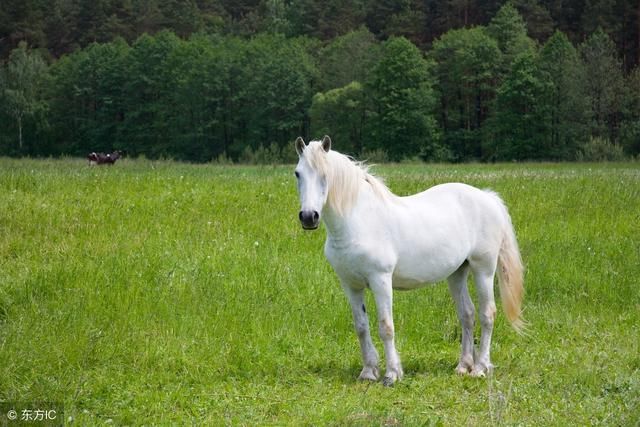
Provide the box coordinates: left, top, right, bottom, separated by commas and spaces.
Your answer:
358, 367, 379, 382
470, 363, 494, 378
382, 376, 396, 387
381, 368, 402, 386
455, 365, 471, 376
470, 369, 486, 378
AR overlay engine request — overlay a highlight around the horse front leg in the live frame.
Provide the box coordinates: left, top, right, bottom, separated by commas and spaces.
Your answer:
370, 273, 403, 386
341, 283, 379, 381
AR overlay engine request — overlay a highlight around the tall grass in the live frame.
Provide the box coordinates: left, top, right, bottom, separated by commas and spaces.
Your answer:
0, 158, 638, 425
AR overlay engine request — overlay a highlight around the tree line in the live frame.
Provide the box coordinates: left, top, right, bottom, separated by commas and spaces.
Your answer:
3, 0, 639, 70
1, 2, 639, 162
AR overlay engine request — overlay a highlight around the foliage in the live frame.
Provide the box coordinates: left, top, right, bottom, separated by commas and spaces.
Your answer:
486, 1, 536, 68
579, 28, 626, 141
315, 26, 381, 92
368, 37, 440, 161
430, 27, 502, 160
1, 4, 640, 162
1, 0, 639, 69
48, 38, 131, 156
0, 42, 49, 153
484, 50, 551, 161
620, 66, 640, 155
577, 136, 626, 161
235, 34, 315, 157
37, 32, 315, 161
309, 81, 368, 155
538, 31, 588, 160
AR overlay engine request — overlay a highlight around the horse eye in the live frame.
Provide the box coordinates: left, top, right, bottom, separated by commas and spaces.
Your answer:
294, 171, 300, 179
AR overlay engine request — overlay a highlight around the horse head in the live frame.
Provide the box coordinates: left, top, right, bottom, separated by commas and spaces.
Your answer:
294, 136, 331, 230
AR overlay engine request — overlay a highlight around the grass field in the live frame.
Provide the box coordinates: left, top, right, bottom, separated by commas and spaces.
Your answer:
0, 158, 639, 425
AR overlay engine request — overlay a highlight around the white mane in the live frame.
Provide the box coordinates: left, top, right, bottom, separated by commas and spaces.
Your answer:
302, 140, 392, 216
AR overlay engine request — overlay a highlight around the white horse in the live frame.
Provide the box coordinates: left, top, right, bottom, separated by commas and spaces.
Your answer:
294, 136, 525, 386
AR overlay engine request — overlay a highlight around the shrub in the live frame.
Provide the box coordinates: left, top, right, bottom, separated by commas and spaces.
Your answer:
577, 137, 626, 161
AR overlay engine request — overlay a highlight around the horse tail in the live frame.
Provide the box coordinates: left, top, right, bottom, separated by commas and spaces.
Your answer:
498, 224, 526, 333
491, 193, 526, 334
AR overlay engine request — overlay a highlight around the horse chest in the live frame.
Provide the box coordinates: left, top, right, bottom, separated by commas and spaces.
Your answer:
324, 236, 395, 287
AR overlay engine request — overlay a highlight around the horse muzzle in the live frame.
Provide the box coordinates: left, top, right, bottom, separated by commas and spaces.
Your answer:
299, 210, 320, 230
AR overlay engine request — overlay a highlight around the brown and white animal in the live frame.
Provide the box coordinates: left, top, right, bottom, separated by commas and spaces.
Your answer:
87, 151, 122, 165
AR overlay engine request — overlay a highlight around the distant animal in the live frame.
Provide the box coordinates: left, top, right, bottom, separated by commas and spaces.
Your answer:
293, 135, 525, 386
87, 151, 122, 165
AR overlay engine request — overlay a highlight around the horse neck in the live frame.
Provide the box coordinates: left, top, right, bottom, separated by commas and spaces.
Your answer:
322, 177, 384, 241
322, 204, 352, 245
320, 153, 394, 238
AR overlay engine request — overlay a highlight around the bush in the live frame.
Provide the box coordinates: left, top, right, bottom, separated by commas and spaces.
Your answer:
619, 121, 640, 157
577, 137, 626, 161
361, 148, 389, 163
213, 152, 233, 165
239, 143, 298, 165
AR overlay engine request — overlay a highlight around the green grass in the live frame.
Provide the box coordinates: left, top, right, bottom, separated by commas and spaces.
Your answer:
0, 158, 639, 425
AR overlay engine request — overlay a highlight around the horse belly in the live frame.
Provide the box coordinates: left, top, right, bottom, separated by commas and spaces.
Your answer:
389, 214, 471, 288
392, 252, 464, 289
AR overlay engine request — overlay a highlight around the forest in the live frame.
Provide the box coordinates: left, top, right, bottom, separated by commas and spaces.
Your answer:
1, 0, 639, 162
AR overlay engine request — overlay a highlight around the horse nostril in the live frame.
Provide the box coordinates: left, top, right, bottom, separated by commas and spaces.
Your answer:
313, 211, 319, 221
299, 211, 304, 221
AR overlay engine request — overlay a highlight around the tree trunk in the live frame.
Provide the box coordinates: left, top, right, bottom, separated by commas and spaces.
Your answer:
17, 115, 23, 150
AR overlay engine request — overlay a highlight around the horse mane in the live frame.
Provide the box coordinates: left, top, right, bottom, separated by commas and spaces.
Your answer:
303, 140, 392, 216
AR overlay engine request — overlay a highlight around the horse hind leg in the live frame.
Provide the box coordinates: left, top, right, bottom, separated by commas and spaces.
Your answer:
447, 262, 475, 375
469, 263, 497, 378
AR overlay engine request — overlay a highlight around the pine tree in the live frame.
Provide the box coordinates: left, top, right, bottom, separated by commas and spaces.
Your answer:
539, 31, 588, 159
580, 28, 625, 141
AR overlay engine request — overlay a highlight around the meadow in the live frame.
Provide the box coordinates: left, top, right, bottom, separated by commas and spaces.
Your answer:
0, 158, 638, 426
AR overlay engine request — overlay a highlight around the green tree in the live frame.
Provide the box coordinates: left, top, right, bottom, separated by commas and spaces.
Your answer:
364, 0, 404, 37
368, 37, 440, 161
380, 0, 428, 48
262, 0, 293, 35
484, 50, 550, 160
511, 0, 555, 42
132, 0, 165, 35
580, 0, 618, 38
161, 0, 202, 36
430, 27, 501, 160
235, 34, 316, 156
163, 34, 243, 160
538, 30, 588, 159
486, 2, 536, 71
124, 30, 182, 157
316, 27, 381, 91
309, 81, 368, 154
48, 38, 130, 155
1, 42, 49, 152
579, 28, 625, 141
620, 66, 640, 155
285, 0, 365, 39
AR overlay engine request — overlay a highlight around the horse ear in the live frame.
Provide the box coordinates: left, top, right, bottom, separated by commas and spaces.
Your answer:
321, 135, 331, 152
295, 137, 306, 156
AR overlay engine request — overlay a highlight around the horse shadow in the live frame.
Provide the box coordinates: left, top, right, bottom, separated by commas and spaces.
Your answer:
308, 357, 455, 385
